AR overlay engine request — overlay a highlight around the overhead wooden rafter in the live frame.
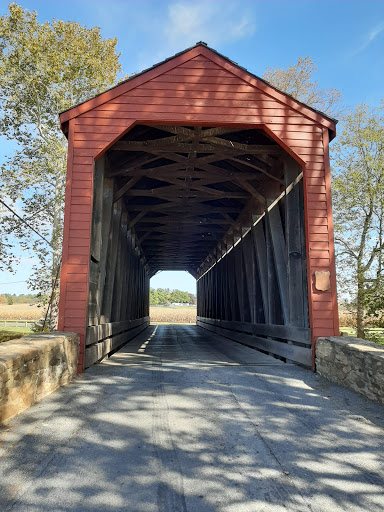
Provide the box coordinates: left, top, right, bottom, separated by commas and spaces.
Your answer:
106, 124, 285, 276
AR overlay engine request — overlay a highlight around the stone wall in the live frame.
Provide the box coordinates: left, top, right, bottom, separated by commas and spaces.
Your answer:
316, 336, 384, 406
0, 332, 79, 424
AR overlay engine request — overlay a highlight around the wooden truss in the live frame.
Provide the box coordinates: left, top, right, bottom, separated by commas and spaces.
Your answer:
107, 125, 285, 277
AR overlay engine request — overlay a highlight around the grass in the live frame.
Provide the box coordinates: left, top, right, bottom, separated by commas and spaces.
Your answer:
340, 327, 384, 346
0, 326, 32, 343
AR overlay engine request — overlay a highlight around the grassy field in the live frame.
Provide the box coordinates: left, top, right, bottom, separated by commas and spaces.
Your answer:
150, 306, 196, 324
0, 304, 383, 346
0, 326, 33, 343
0, 304, 43, 320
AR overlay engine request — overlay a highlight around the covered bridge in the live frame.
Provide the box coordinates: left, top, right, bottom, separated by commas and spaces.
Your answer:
57, 42, 339, 372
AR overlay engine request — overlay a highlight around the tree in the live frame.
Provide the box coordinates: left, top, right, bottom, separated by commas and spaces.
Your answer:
150, 288, 193, 306
331, 103, 384, 338
0, 3, 122, 323
150, 288, 159, 306
169, 289, 189, 303
263, 56, 343, 117
5, 293, 13, 305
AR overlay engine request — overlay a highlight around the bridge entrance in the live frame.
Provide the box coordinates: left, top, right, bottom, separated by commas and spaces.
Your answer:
57, 43, 339, 371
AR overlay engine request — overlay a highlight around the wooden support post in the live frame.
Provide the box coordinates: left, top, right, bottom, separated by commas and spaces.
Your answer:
100, 200, 122, 323
284, 159, 306, 327
267, 202, 289, 324
111, 211, 126, 321
265, 212, 279, 324
241, 231, 256, 323
234, 242, 245, 322
252, 222, 269, 323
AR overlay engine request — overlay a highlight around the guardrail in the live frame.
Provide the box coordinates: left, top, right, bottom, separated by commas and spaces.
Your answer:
0, 319, 36, 328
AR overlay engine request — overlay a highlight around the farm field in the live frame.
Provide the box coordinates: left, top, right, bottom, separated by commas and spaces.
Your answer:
0, 304, 43, 320
0, 304, 382, 344
150, 306, 196, 324
0, 304, 197, 323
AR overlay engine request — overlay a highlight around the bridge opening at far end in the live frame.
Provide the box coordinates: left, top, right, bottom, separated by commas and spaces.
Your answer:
149, 270, 197, 325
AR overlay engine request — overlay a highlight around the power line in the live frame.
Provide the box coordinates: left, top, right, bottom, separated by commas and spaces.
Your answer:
0, 199, 51, 246
0, 280, 27, 285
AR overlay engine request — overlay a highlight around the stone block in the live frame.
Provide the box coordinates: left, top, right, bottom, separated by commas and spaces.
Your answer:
316, 336, 384, 406
0, 332, 79, 425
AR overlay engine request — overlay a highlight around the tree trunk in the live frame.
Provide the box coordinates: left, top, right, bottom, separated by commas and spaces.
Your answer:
356, 268, 365, 339
48, 168, 65, 330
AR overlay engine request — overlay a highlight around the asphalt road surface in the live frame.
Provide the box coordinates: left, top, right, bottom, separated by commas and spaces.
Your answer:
1, 325, 383, 512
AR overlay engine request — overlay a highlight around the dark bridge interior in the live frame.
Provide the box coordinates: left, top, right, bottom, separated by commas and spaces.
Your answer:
108, 125, 285, 276
86, 125, 311, 369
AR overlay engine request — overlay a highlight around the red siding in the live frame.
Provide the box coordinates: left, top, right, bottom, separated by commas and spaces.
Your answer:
58, 45, 339, 371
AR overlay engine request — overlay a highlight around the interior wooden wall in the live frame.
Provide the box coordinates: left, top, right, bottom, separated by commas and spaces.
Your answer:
83, 155, 149, 368
197, 164, 312, 366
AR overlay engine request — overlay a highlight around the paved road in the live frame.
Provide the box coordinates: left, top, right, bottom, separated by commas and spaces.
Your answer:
1, 325, 383, 512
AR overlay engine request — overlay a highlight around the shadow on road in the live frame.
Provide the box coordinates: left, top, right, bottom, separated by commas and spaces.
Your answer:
1, 325, 383, 512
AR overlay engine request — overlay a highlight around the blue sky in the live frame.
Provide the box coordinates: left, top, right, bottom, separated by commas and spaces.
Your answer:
0, 0, 383, 295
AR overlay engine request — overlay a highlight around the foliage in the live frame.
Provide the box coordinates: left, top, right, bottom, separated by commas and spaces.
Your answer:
332, 103, 384, 338
150, 288, 195, 306
0, 3, 121, 311
0, 293, 39, 304
263, 56, 343, 117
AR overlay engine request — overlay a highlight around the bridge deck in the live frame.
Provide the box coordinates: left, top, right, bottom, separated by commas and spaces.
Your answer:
1, 325, 383, 512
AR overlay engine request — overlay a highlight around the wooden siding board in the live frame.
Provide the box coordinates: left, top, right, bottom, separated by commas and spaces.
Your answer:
322, 128, 340, 337
60, 45, 335, 133
58, 118, 76, 333
92, 104, 306, 117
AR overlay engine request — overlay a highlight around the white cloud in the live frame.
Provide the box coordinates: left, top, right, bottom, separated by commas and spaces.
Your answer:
354, 21, 384, 54
166, 1, 255, 49
367, 22, 384, 43
136, 1, 256, 71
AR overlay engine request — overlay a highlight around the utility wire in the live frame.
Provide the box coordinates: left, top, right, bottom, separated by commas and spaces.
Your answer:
0, 199, 61, 331
0, 198, 51, 246
0, 280, 27, 285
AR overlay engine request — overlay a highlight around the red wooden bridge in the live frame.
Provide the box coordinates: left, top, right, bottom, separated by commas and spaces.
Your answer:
57, 42, 339, 372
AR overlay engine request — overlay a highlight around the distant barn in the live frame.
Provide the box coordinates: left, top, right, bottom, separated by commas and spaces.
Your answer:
58, 43, 338, 371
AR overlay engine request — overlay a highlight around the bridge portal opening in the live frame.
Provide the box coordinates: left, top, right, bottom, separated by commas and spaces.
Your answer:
82, 124, 311, 368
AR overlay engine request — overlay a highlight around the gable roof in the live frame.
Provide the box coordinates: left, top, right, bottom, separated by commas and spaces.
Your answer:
60, 42, 337, 139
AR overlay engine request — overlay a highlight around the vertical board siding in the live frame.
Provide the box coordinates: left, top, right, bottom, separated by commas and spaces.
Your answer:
59, 47, 338, 370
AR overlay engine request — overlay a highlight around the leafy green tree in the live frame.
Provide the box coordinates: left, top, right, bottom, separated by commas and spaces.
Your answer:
263, 56, 343, 117
0, 3, 121, 317
150, 288, 193, 305
155, 288, 169, 305
332, 103, 384, 338
150, 288, 159, 306
5, 293, 13, 305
